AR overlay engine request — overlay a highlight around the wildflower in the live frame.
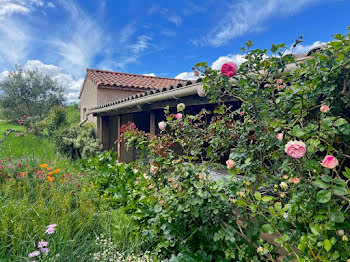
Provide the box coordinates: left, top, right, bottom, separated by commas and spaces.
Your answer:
280, 182, 288, 190
320, 105, 330, 113
221, 62, 237, 77
21, 171, 28, 176
277, 79, 283, 84
177, 103, 185, 112
276, 133, 283, 142
257, 246, 264, 253
175, 113, 183, 120
226, 159, 235, 169
17, 163, 22, 168
66, 174, 72, 178
150, 164, 159, 174
280, 192, 286, 198
29, 251, 40, 257
158, 121, 166, 131
133, 168, 138, 173
283, 212, 288, 219
342, 235, 348, 242
54, 169, 60, 174
289, 177, 300, 184
23, 115, 27, 119
337, 230, 345, 236
197, 85, 206, 97
60, 178, 65, 182
140, 195, 145, 200
149, 184, 154, 189
236, 191, 245, 197
40, 248, 49, 254
45, 224, 57, 234
47, 176, 54, 182
199, 173, 205, 179
285, 140, 306, 158
38, 241, 48, 248
40, 164, 48, 168
321, 155, 338, 169
18, 120, 23, 125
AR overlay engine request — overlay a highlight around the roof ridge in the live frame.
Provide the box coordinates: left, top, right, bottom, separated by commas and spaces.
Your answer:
86, 68, 189, 82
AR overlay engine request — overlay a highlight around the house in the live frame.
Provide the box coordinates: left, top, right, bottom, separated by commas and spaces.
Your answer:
79, 69, 190, 125
80, 51, 315, 162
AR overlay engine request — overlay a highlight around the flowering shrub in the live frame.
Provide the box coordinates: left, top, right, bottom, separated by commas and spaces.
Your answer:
118, 29, 350, 261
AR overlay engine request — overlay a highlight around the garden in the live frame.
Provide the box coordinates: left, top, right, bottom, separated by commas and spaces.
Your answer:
0, 28, 350, 261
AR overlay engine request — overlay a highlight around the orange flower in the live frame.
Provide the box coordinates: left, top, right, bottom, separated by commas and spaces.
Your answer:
60, 178, 65, 182
48, 171, 53, 176
40, 164, 48, 168
47, 167, 53, 171
21, 171, 28, 176
54, 169, 60, 174
47, 176, 54, 182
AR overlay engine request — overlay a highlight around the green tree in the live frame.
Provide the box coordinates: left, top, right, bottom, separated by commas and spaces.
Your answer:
0, 65, 65, 120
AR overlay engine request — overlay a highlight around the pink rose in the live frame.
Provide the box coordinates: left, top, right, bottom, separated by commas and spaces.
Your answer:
175, 113, 182, 120
320, 105, 330, 113
226, 159, 235, 169
276, 133, 283, 142
277, 79, 283, 84
221, 62, 237, 77
150, 164, 159, 174
199, 173, 205, 179
277, 84, 284, 91
197, 85, 206, 97
240, 111, 245, 116
193, 70, 199, 76
264, 83, 271, 88
158, 121, 166, 131
284, 140, 306, 158
23, 115, 27, 119
321, 155, 338, 169
289, 177, 300, 184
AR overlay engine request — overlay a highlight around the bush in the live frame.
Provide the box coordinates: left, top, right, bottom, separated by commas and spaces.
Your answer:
55, 124, 102, 159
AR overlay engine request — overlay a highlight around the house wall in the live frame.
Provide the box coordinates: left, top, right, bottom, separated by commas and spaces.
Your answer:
80, 78, 98, 126
97, 88, 144, 106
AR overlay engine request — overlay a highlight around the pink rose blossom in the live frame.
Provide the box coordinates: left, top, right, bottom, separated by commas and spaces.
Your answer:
284, 140, 306, 158
23, 115, 27, 119
240, 111, 245, 116
320, 105, 330, 113
199, 173, 205, 179
226, 159, 235, 169
276, 133, 283, 142
221, 62, 237, 77
321, 155, 338, 169
277, 79, 283, 84
158, 121, 166, 131
150, 164, 159, 174
197, 85, 206, 97
193, 70, 199, 76
289, 177, 300, 184
175, 113, 182, 120
277, 84, 284, 91
29, 251, 40, 257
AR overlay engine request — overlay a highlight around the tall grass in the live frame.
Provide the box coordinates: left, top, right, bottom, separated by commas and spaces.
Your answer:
0, 122, 25, 138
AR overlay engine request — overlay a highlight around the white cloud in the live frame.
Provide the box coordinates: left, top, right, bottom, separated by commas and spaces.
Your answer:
0, 70, 9, 81
200, 0, 321, 46
0, 2, 30, 17
211, 54, 246, 70
119, 22, 137, 44
24, 60, 83, 103
143, 73, 156, 77
175, 72, 199, 80
160, 8, 183, 26
130, 35, 152, 54
288, 40, 326, 54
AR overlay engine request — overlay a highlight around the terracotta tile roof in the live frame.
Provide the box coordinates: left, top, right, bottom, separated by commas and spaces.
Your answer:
86, 69, 189, 90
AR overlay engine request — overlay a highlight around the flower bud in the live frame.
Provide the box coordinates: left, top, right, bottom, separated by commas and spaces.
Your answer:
337, 230, 345, 236
226, 159, 235, 169
177, 103, 185, 112
158, 121, 166, 131
257, 246, 264, 253
320, 105, 330, 113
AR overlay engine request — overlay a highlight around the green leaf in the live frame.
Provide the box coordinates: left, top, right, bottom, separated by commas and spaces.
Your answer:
321, 175, 333, 183
261, 224, 274, 234
333, 178, 346, 186
333, 185, 348, 196
324, 239, 332, 252
317, 190, 331, 203
331, 211, 344, 223
262, 196, 274, 202
314, 179, 330, 189
333, 118, 348, 127
254, 192, 261, 201
236, 200, 247, 207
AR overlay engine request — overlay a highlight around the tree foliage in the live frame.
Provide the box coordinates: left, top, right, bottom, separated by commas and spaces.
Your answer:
0, 66, 65, 120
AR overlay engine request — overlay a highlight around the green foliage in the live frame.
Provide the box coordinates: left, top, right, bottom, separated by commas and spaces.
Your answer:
54, 124, 102, 159
0, 65, 65, 120
41, 106, 67, 136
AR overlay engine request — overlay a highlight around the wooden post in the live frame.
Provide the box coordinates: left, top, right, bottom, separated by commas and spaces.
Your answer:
150, 112, 155, 135
96, 115, 102, 140
117, 115, 121, 162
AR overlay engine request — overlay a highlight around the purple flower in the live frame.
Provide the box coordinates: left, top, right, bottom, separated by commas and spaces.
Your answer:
45, 224, 57, 234
38, 241, 48, 248
29, 250, 40, 257
40, 247, 50, 254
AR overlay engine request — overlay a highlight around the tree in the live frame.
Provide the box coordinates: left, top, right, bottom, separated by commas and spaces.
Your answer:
0, 65, 65, 120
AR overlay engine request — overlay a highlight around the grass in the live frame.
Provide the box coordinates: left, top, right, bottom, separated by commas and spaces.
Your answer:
0, 121, 25, 138
0, 124, 148, 261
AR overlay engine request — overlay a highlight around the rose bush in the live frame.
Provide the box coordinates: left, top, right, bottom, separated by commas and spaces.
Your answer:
92, 28, 350, 261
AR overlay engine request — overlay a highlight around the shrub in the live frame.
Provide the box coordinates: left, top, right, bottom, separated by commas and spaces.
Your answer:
55, 124, 102, 159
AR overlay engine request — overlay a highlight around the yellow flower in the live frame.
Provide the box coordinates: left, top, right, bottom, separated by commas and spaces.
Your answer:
40, 164, 48, 168
60, 178, 65, 182
21, 171, 28, 176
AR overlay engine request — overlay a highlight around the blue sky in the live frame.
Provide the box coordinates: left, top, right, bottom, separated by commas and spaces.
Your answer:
0, 0, 349, 103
